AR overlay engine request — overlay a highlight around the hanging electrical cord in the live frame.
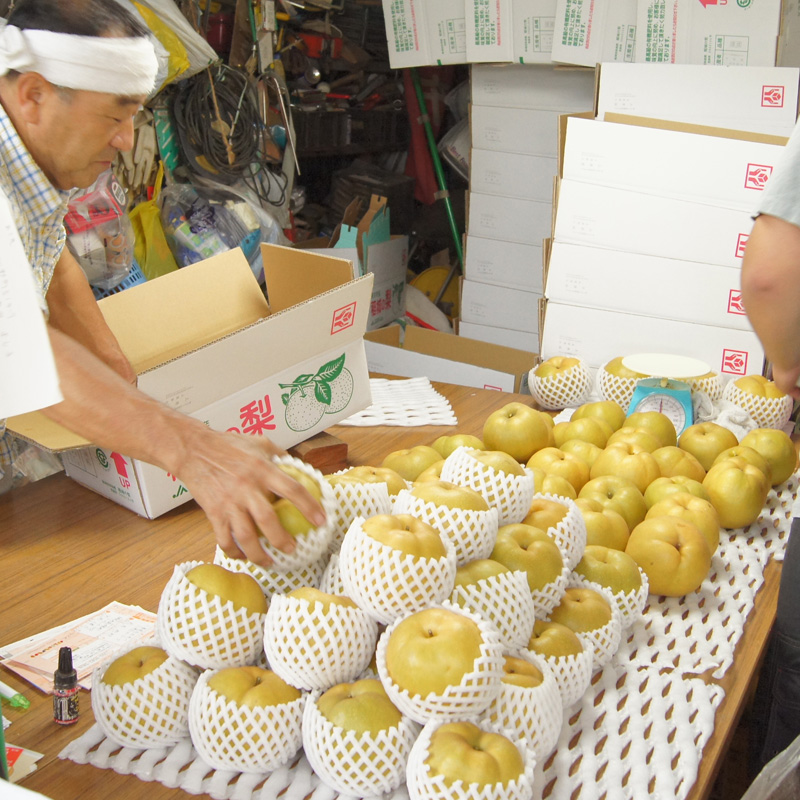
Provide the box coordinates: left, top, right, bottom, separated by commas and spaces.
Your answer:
171, 63, 288, 207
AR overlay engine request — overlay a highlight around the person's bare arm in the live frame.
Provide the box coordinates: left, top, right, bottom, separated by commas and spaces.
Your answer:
46, 247, 137, 384
741, 213, 800, 398
43, 326, 325, 565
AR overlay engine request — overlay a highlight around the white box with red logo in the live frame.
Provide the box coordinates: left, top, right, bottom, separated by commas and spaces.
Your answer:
551, 0, 637, 68
634, 0, 781, 67
596, 63, 800, 136
562, 116, 788, 210
545, 241, 753, 331
365, 325, 536, 394
553, 178, 755, 268
8, 245, 373, 519
540, 301, 764, 376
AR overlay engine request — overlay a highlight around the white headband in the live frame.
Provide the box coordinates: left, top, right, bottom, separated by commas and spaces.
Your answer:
0, 20, 157, 95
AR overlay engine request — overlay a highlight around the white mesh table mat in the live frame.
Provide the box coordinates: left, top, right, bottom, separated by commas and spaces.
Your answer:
336, 377, 458, 427
59, 472, 800, 800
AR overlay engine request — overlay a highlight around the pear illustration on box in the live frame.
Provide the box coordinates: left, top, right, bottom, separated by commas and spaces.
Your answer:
282, 354, 354, 431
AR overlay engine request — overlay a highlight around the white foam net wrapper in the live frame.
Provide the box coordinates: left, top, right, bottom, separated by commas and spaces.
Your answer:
406, 717, 536, 800
572, 569, 651, 632
325, 477, 394, 552
596, 363, 642, 409
60, 469, 800, 800
483, 650, 563, 762
156, 561, 267, 670
441, 447, 535, 527
188, 668, 304, 774
339, 517, 458, 625
523, 641, 594, 711
338, 377, 458, 426
213, 546, 327, 600
722, 381, 794, 429
257, 455, 338, 572
450, 570, 537, 651
688, 373, 723, 401
302, 691, 420, 797
563, 584, 624, 673
263, 593, 379, 692
392, 489, 500, 566
318, 551, 346, 595
531, 563, 570, 618
529, 360, 593, 411
376, 603, 506, 725
91, 650, 198, 749
531, 494, 587, 571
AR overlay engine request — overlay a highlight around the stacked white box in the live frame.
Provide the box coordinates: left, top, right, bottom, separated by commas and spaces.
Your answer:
462, 64, 595, 349
541, 115, 785, 376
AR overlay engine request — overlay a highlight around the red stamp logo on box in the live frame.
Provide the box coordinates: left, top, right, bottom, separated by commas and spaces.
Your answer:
736, 233, 749, 259
728, 290, 746, 315
721, 349, 748, 376
332, 302, 356, 334
762, 85, 785, 107
483, 384, 502, 391
744, 163, 773, 190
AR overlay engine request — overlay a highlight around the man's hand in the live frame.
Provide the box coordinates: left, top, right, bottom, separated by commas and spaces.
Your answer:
770, 365, 800, 401
171, 428, 327, 567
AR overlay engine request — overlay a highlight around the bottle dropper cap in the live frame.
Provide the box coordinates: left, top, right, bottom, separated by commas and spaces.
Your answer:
54, 646, 77, 690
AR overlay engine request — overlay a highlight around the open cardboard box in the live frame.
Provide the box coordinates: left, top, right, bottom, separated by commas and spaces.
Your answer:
8, 244, 374, 519
364, 325, 536, 393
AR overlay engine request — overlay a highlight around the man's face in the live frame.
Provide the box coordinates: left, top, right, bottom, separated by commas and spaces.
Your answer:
35, 87, 144, 190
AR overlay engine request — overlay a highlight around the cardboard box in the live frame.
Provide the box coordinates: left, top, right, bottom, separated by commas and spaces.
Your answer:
465, 0, 514, 63
551, 0, 637, 68
471, 105, 562, 157
458, 319, 540, 352
595, 62, 800, 135
8, 246, 374, 518
540, 301, 765, 376
464, 235, 544, 293
778, 0, 800, 68
470, 148, 559, 202
545, 241, 753, 331
460, 279, 542, 335
471, 63, 596, 110
511, 0, 557, 63
468, 192, 554, 247
329, 195, 408, 331
635, 0, 781, 66
365, 325, 536, 393
553, 178, 755, 268
561, 116, 788, 210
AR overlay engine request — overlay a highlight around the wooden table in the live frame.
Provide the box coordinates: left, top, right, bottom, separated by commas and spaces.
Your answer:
0, 382, 780, 800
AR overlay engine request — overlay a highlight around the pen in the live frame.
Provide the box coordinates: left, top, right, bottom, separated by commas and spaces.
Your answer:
0, 679, 30, 710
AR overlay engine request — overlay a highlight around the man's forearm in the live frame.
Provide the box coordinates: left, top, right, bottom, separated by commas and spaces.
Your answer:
741, 214, 800, 376
46, 248, 136, 383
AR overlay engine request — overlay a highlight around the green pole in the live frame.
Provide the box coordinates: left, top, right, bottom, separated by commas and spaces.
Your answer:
410, 67, 464, 270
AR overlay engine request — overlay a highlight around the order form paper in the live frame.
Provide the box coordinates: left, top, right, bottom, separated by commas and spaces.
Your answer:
0, 189, 61, 418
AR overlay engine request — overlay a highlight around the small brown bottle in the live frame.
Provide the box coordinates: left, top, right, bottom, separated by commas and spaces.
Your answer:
53, 646, 79, 725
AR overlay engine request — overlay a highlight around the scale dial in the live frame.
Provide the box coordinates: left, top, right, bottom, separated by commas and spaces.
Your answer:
631, 392, 688, 432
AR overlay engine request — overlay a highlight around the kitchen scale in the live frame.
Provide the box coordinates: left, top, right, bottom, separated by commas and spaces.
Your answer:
622, 354, 710, 435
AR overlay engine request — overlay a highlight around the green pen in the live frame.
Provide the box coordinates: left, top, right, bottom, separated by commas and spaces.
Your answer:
0, 679, 30, 710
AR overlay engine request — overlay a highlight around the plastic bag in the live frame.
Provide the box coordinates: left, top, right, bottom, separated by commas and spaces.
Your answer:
160, 177, 288, 282
65, 170, 136, 291
741, 732, 800, 799
128, 163, 180, 281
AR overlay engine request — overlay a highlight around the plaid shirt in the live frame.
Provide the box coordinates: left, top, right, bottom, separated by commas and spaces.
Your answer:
0, 102, 72, 478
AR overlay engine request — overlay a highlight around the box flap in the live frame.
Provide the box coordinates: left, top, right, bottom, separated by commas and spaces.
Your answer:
261, 243, 356, 313
100, 248, 269, 374
602, 113, 789, 146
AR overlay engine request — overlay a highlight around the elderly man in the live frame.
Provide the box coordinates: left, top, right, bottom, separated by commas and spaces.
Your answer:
0, 0, 324, 566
